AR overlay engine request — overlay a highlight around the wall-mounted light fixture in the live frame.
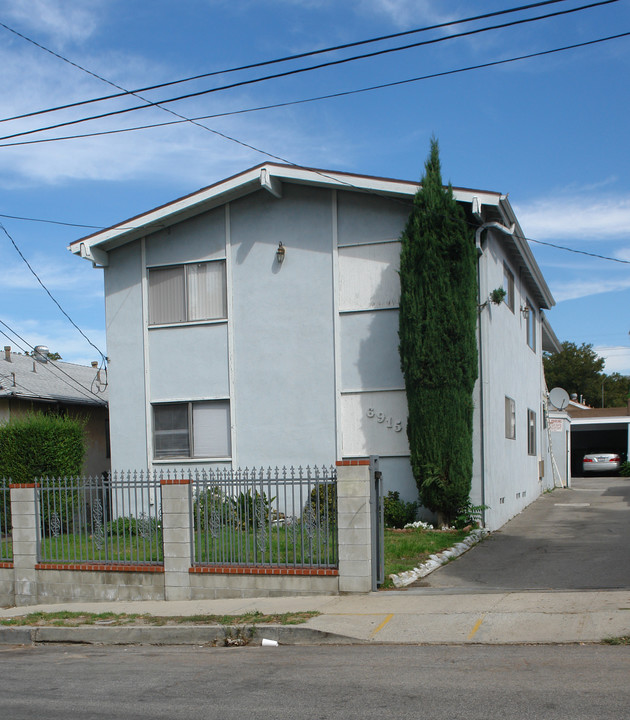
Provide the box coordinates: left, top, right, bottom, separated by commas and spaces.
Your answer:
520, 304, 531, 318
276, 241, 286, 264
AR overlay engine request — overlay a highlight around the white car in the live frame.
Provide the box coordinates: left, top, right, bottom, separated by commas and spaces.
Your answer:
582, 452, 622, 474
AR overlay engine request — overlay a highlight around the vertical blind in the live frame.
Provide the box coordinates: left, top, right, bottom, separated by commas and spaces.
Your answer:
149, 261, 226, 325
192, 401, 231, 458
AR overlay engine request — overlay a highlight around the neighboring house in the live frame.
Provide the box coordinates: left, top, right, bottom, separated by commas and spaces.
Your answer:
71, 163, 560, 531
0, 346, 110, 477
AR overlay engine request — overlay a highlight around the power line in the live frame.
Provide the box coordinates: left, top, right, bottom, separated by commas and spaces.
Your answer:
0, 321, 107, 405
1, 30, 628, 151
0, 0, 578, 124
0, 0, 617, 143
0, 223, 107, 362
526, 236, 630, 264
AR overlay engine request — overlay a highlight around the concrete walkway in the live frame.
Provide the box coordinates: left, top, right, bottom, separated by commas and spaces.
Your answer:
1, 589, 629, 645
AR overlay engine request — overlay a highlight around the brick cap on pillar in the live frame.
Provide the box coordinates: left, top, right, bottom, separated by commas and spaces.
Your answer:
160, 479, 191, 485
336, 460, 370, 467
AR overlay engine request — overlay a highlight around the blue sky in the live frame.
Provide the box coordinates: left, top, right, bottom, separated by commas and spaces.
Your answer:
0, 0, 629, 379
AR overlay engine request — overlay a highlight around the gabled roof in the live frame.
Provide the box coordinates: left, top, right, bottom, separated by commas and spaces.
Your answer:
70, 162, 555, 309
0, 349, 107, 407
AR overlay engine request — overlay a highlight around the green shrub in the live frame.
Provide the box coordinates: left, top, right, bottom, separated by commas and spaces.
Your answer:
107, 514, 161, 537
194, 486, 235, 530
307, 483, 337, 524
0, 412, 85, 483
0, 412, 86, 531
235, 489, 274, 529
620, 461, 630, 477
454, 501, 488, 529
383, 491, 419, 529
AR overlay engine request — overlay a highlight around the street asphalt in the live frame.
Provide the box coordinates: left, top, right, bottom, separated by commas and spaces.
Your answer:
1, 476, 629, 646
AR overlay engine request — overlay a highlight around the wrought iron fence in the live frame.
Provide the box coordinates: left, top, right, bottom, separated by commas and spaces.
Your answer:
0, 480, 11, 561
191, 466, 338, 569
37, 472, 163, 565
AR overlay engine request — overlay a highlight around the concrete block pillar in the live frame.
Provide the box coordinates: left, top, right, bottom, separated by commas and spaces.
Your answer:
10, 484, 39, 606
160, 479, 192, 601
336, 460, 373, 593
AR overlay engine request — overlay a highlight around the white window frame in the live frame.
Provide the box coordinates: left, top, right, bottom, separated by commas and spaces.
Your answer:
153, 400, 231, 459
505, 396, 516, 440
503, 263, 515, 313
527, 408, 536, 455
148, 260, 227, 326
526, 298, 536, 351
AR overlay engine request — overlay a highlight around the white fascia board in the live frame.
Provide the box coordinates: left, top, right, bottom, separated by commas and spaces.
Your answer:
498, 196, 555, 310
570, 416, 630, 426
69, 162, 504, 258
541, 312, 562, 354
69, 166, 266, 257
268, 163, 501, 206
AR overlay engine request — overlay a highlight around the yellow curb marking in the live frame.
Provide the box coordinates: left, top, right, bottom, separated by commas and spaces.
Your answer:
369, 613, 394, 639
467, 615, 485, 640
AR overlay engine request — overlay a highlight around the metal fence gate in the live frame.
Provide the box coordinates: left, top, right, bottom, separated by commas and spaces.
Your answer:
369, 455, 384, 590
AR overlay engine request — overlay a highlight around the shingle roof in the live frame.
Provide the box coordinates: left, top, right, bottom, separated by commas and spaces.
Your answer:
0, 349, 107, 407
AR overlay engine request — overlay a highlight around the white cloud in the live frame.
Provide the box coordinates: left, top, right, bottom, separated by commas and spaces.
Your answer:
594, 346, 630, 376
0, 254, 102, 297
1, 0, 106, 47
551, 276, 630, 303
514, 195, 630, 242
358, 0, 451, 27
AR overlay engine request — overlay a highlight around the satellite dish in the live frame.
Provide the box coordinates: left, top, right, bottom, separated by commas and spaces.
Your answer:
549, 387, 570, 410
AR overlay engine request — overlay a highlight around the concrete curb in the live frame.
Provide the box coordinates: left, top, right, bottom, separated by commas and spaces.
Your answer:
0, 624, 359, 647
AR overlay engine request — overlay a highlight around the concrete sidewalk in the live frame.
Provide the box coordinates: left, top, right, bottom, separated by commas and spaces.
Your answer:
2, 589, 629, 646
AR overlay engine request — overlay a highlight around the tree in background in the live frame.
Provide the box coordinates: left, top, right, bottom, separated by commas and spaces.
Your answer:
544, 341, 630, 408
398, 139, 478, 524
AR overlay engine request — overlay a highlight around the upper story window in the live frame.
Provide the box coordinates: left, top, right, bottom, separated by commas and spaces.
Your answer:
526, 298, 536, 351
503, 263, 515, 312
148, 260, 227, 326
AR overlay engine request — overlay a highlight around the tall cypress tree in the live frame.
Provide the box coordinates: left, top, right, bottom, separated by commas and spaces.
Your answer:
398, 139, 478, 523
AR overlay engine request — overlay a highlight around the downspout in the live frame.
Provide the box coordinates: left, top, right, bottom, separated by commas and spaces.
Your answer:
475, 220, 515, 527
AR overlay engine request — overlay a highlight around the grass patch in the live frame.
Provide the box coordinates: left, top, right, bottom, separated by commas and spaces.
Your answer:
602, 636, 630, 645
382, 527, 471, 589
0, 610, 319, 627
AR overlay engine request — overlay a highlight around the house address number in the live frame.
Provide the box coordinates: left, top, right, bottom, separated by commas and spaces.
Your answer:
366, 407, 403, 432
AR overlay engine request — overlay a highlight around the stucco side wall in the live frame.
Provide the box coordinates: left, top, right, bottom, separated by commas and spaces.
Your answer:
104, 241, 148, 470
148, 324, 229, 403
477, 229, 545, 529
229, 185, 337, 467
145, 207, 226, 266
336, 191, 416, 502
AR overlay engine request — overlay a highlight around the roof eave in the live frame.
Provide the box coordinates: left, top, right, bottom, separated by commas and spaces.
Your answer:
69, 162, 503, 261
498, 196, 555, 310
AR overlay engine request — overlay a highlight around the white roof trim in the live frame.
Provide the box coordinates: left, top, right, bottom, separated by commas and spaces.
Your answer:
69, 163, 501, 256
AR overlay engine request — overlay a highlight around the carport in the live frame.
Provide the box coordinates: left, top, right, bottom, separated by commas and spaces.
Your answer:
568, 407, 630, 477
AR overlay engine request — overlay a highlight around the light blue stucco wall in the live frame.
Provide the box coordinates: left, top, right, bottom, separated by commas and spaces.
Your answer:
145, 208, 226, 266
229, 184, 337, 468
472, 228, 546, 529
104, 240, 148, 470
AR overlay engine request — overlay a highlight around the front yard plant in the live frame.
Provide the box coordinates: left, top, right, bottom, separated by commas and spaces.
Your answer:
382, 525, 470, 588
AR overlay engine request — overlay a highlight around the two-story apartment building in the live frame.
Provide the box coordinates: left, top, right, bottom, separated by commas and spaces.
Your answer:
71, 163, 559, 531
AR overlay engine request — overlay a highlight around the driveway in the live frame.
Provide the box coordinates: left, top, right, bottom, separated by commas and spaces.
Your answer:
408, 476, 630, 592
